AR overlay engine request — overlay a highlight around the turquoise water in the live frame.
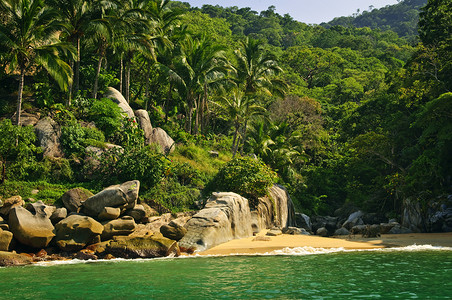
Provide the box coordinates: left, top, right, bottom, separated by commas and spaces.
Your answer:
1, 248, 452, 299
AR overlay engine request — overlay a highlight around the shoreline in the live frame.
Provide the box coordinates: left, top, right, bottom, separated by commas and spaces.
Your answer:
197, 231, 452, 256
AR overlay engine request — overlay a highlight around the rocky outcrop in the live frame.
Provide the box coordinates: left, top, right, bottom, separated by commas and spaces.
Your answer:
135, 109, 153, 141
160, 220, 187, 241
8, 206, 55, 248
62, 188, 94, 213
34, 117, 63, 158
0, 251, 33, 266
0, 229, 13, 251
101, 217, 137, 240
104, 87, 136, 120
82, 180, 140, 217
25, 200, 55, 218
342, 211, 365, 230
148, 128, 175, 154
50, 208, 67, 224
295, 213, 312, 232
179, 192, 253, 252
98, 207, 121, 221
251, 185, 296, 234
106, 233, 180, 258
0, 196, 25, 216
54, 215, 104, 251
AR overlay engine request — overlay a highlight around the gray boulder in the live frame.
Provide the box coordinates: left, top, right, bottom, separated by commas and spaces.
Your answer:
124, 204, 146, 222
160, 220, 187, 241
342, 211, 365, 230
312, 216, 338, 235
283, 227, 310, 235
0, 228, 13, 251
26, 200, 55, 218
34, 117, 63, 158
82, 180, 140, 217
54, 215, 104, 251
402, 197, 424, 232
50, 208, 67, 224
388, 224, 412, 234
334, 227, 350, 236
295, 213, 312, 232
135, 109, 153, 142
98, 207, 121, 221
104, 87, 136, 120
362, 224, 381, 238
148, 127, 175, 154
0, 196, 24, 216
101, 217, 137, 240
8, 206, 55, 248
316, 227, 329, 237
62, 188, 94, 213
179, 192, 253, 252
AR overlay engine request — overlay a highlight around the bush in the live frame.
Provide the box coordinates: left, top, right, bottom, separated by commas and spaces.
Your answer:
60, 123, 106, 156
87, 98, 124, 140
209, 156, 277, 207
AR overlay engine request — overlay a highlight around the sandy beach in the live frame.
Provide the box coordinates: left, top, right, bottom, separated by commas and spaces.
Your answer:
198, 231, 452, 255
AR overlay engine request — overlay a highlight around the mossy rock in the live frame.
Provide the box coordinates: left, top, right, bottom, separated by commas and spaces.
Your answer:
106, 233, 180, 258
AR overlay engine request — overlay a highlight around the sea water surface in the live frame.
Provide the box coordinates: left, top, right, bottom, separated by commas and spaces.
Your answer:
1, 246, 452, 299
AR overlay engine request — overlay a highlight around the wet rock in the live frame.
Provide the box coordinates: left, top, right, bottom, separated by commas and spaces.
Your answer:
62, 188, 94, 213
54, 215, 104, 251
75, 249, 98, 260
0, 228, 13, 251
9, 206, 55, 248
0, 251, 33, 266
82, 180, 140, 217
0, 196, 24, 216
106, 233, 180, 258
101, 217, 137, 240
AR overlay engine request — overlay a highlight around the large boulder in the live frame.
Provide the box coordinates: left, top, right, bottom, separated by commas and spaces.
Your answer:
25, 200, 55, 218
0, 228, 13, 251
34, 117, 63, 158
160, 220, 187, 241
8, 206, 55, 248
179, 192, 253, 252
104, 87, 135, 120
295, 213, 312, 232
98, 207, 121, 221
82, 180, 140, 217
0, 251, 33, 266
54, 215, 104, 251
106, 233, 180, 258
148, 128, 175, 154
0, 195, 24, 216
50, 208, 67, 224
101, 217, 137, 240
135, 109, 153, 142
402, 197, 424, 232
342, 211, 365, 230
251, 185, 296, 233
62, 188, 94, 213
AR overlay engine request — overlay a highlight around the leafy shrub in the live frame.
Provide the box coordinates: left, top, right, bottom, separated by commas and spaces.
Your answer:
87, 98, 124, 140
210, 156, 277, 207
60, 123, 106, 156
167, 161, 206, 188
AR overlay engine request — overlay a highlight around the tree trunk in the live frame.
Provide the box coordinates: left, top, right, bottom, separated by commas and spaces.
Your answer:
67, 60, 74, 106
16, 69, 25, 126
119, 54, 123, 94
125, 62, 130, 102
194, 95, 200, 135
92, 55, 103, 99
232, 122, 240, 156
74, 36, 81, 96
240, 119, 248, 155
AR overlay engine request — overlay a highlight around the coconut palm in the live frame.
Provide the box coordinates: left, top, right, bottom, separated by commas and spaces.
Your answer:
0, 0, 74, 125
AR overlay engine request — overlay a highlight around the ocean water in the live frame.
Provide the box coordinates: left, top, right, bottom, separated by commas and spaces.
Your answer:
1, 246, 452, 299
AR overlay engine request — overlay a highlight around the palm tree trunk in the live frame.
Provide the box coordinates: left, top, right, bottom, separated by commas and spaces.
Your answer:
232, 122, 240, 156
240, 119, 248, 155
67, 60, 74, 106
74, 36, 81, 95
125, 61, 130, 102
119, 54, 123, 94
16, 69, 25, 126
92, 55, 103, 99
194, 95, 200, 135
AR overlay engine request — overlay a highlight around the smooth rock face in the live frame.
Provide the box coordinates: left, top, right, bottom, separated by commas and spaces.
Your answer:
295, 213, 312, 232
106, 233, 180, 258
8, 206, 55, 248
316, 227, 329, 237
179, 192, 253, 252
124, 205, 146, 222
98, 207, 121, 221
160, 221, 187, 241
54, 215, 104, 251
0, 196, 25, 216
104, 87, 136, 120
334, 227, 350, 236
62, 188, 94, 213
0, 251, 33, 266
135, 109, 153, 143
148, 128, 175, 154
82, 180, 140, 217
342, 211, 365, 230
251, 185, 296, 233
0, 229, 13, 251
26, 200, 55, 218
101, 217, 137, 240
34, 117, 63, 158
50, 208, 67, 224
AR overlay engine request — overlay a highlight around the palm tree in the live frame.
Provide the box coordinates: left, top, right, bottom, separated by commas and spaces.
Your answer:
0, 0, 74, 125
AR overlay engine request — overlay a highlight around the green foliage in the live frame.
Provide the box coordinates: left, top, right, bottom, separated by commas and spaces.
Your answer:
87, 98, 124, 140
210, 156, 277, 207
60, 122, 105, 156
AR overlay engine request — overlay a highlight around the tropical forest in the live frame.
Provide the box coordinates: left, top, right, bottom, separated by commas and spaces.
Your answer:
0, 0, 451, 226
